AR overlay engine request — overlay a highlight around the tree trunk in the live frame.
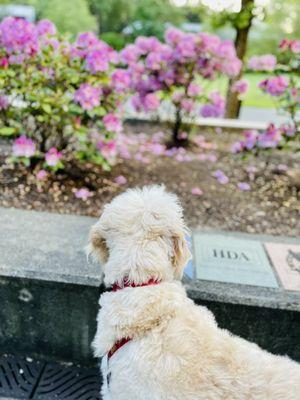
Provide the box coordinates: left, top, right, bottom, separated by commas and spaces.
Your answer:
172, 108, 182, 145
171, 108, 188, 147
225, 0, 254, 119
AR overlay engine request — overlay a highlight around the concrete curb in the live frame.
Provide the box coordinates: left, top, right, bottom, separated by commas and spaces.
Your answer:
125, 115, 268, 131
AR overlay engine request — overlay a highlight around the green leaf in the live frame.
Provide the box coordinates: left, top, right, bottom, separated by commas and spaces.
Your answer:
36, 115, 46, 122
0, 127, 16, 136
23, 158, 31, 167
7, 70, 16, 78
42, 104, 52, 114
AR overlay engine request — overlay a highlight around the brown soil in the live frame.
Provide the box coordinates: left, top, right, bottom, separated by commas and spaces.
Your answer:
0, 123, 299, 237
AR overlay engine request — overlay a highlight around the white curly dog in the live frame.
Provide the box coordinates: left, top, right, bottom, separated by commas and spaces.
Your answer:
88, 185, 300, 400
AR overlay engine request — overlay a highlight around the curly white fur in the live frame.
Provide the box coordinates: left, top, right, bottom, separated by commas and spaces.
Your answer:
89, 185, 300, 400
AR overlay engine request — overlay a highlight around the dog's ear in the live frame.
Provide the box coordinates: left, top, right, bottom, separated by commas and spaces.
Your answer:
172, 232, 191, 279
87, 223, 109, 264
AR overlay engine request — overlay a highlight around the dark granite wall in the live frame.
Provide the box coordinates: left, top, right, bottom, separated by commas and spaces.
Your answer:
0, 276, 100, 366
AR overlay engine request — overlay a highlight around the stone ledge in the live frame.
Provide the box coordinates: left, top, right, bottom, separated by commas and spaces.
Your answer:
185, 279, 300, 312
0, 207, 101, 287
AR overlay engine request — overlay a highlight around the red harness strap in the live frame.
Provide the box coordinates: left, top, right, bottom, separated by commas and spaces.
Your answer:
107, 277, 161, 359
108, 337, 131, 359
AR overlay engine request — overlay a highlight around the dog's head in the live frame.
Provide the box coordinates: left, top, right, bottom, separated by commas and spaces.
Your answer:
88, 185, 191, 286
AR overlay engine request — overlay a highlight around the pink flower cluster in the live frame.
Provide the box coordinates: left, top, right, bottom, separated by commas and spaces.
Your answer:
12, 135, 36, 158
231, 123, 296, 153
279, 39, 300, 54
249, 40, 300, 154
103, 113, 122, 133
0, 17, 57, 65
97, 139, 117, 161
45, 147, 62, 167
37, 19, 57, 36
0, 17, 39, 64
74, 83, 102, 110
258, 76, 289, 96
12, 136, 64, 168
121, 28, 241, 116
1, 17, 127, 171
111, 69, 131, 93
201, 92, 225, 118
71, 32, 117, 73
257, 124, 283, 148
248, 55, 277, 72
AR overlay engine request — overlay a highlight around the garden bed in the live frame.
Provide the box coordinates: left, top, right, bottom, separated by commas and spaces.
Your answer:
1, 122, 299, 237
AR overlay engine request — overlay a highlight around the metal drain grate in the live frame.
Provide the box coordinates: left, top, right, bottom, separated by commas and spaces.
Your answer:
0, 354, 45, 399
34, 363, 101, 400
0, 355, 101, 400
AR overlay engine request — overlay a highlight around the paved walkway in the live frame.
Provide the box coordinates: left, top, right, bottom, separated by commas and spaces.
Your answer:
125, 101, 298, 130
240, 106, 298, 125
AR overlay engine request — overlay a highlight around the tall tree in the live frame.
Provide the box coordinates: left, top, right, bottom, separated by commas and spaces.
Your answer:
88, 0, 137, 34
130, 0, 184, 40
88, 0, 185, 38
196, 0, 257, 118
38, 0, 97, 34
225, 0, 255, 118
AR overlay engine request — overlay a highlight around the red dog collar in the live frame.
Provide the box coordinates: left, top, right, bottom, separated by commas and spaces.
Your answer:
108, 277, 161, 359
112, 277, 161, 292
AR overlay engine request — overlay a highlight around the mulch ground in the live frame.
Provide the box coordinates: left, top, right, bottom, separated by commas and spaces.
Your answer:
0, 122, 299, 237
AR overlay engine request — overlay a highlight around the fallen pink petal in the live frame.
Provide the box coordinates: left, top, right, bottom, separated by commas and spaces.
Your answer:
207, 154, 217, 162
277, 164, 288, 172
74, 188, 94, 201
213, 170, 226, 179
115, 175, 127, 185
36, 170, 48, 181
191, 187, 203, 196
246, 165, 258, 174
217, 175, 229, 184
237, 182, 251, 191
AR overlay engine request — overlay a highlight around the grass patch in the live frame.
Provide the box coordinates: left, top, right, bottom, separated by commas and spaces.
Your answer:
242, 73, 277, 109
200, 72, 281, 109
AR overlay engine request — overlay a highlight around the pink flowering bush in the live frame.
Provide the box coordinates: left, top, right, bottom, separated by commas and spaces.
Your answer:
248, 55, 277, 72
0, 17, 127, 171
259, 76, 289, 96
233, 39, 300, 155
121, 28, 241, 145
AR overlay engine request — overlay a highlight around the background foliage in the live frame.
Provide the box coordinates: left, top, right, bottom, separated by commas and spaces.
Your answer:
1, 0, 298, 54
